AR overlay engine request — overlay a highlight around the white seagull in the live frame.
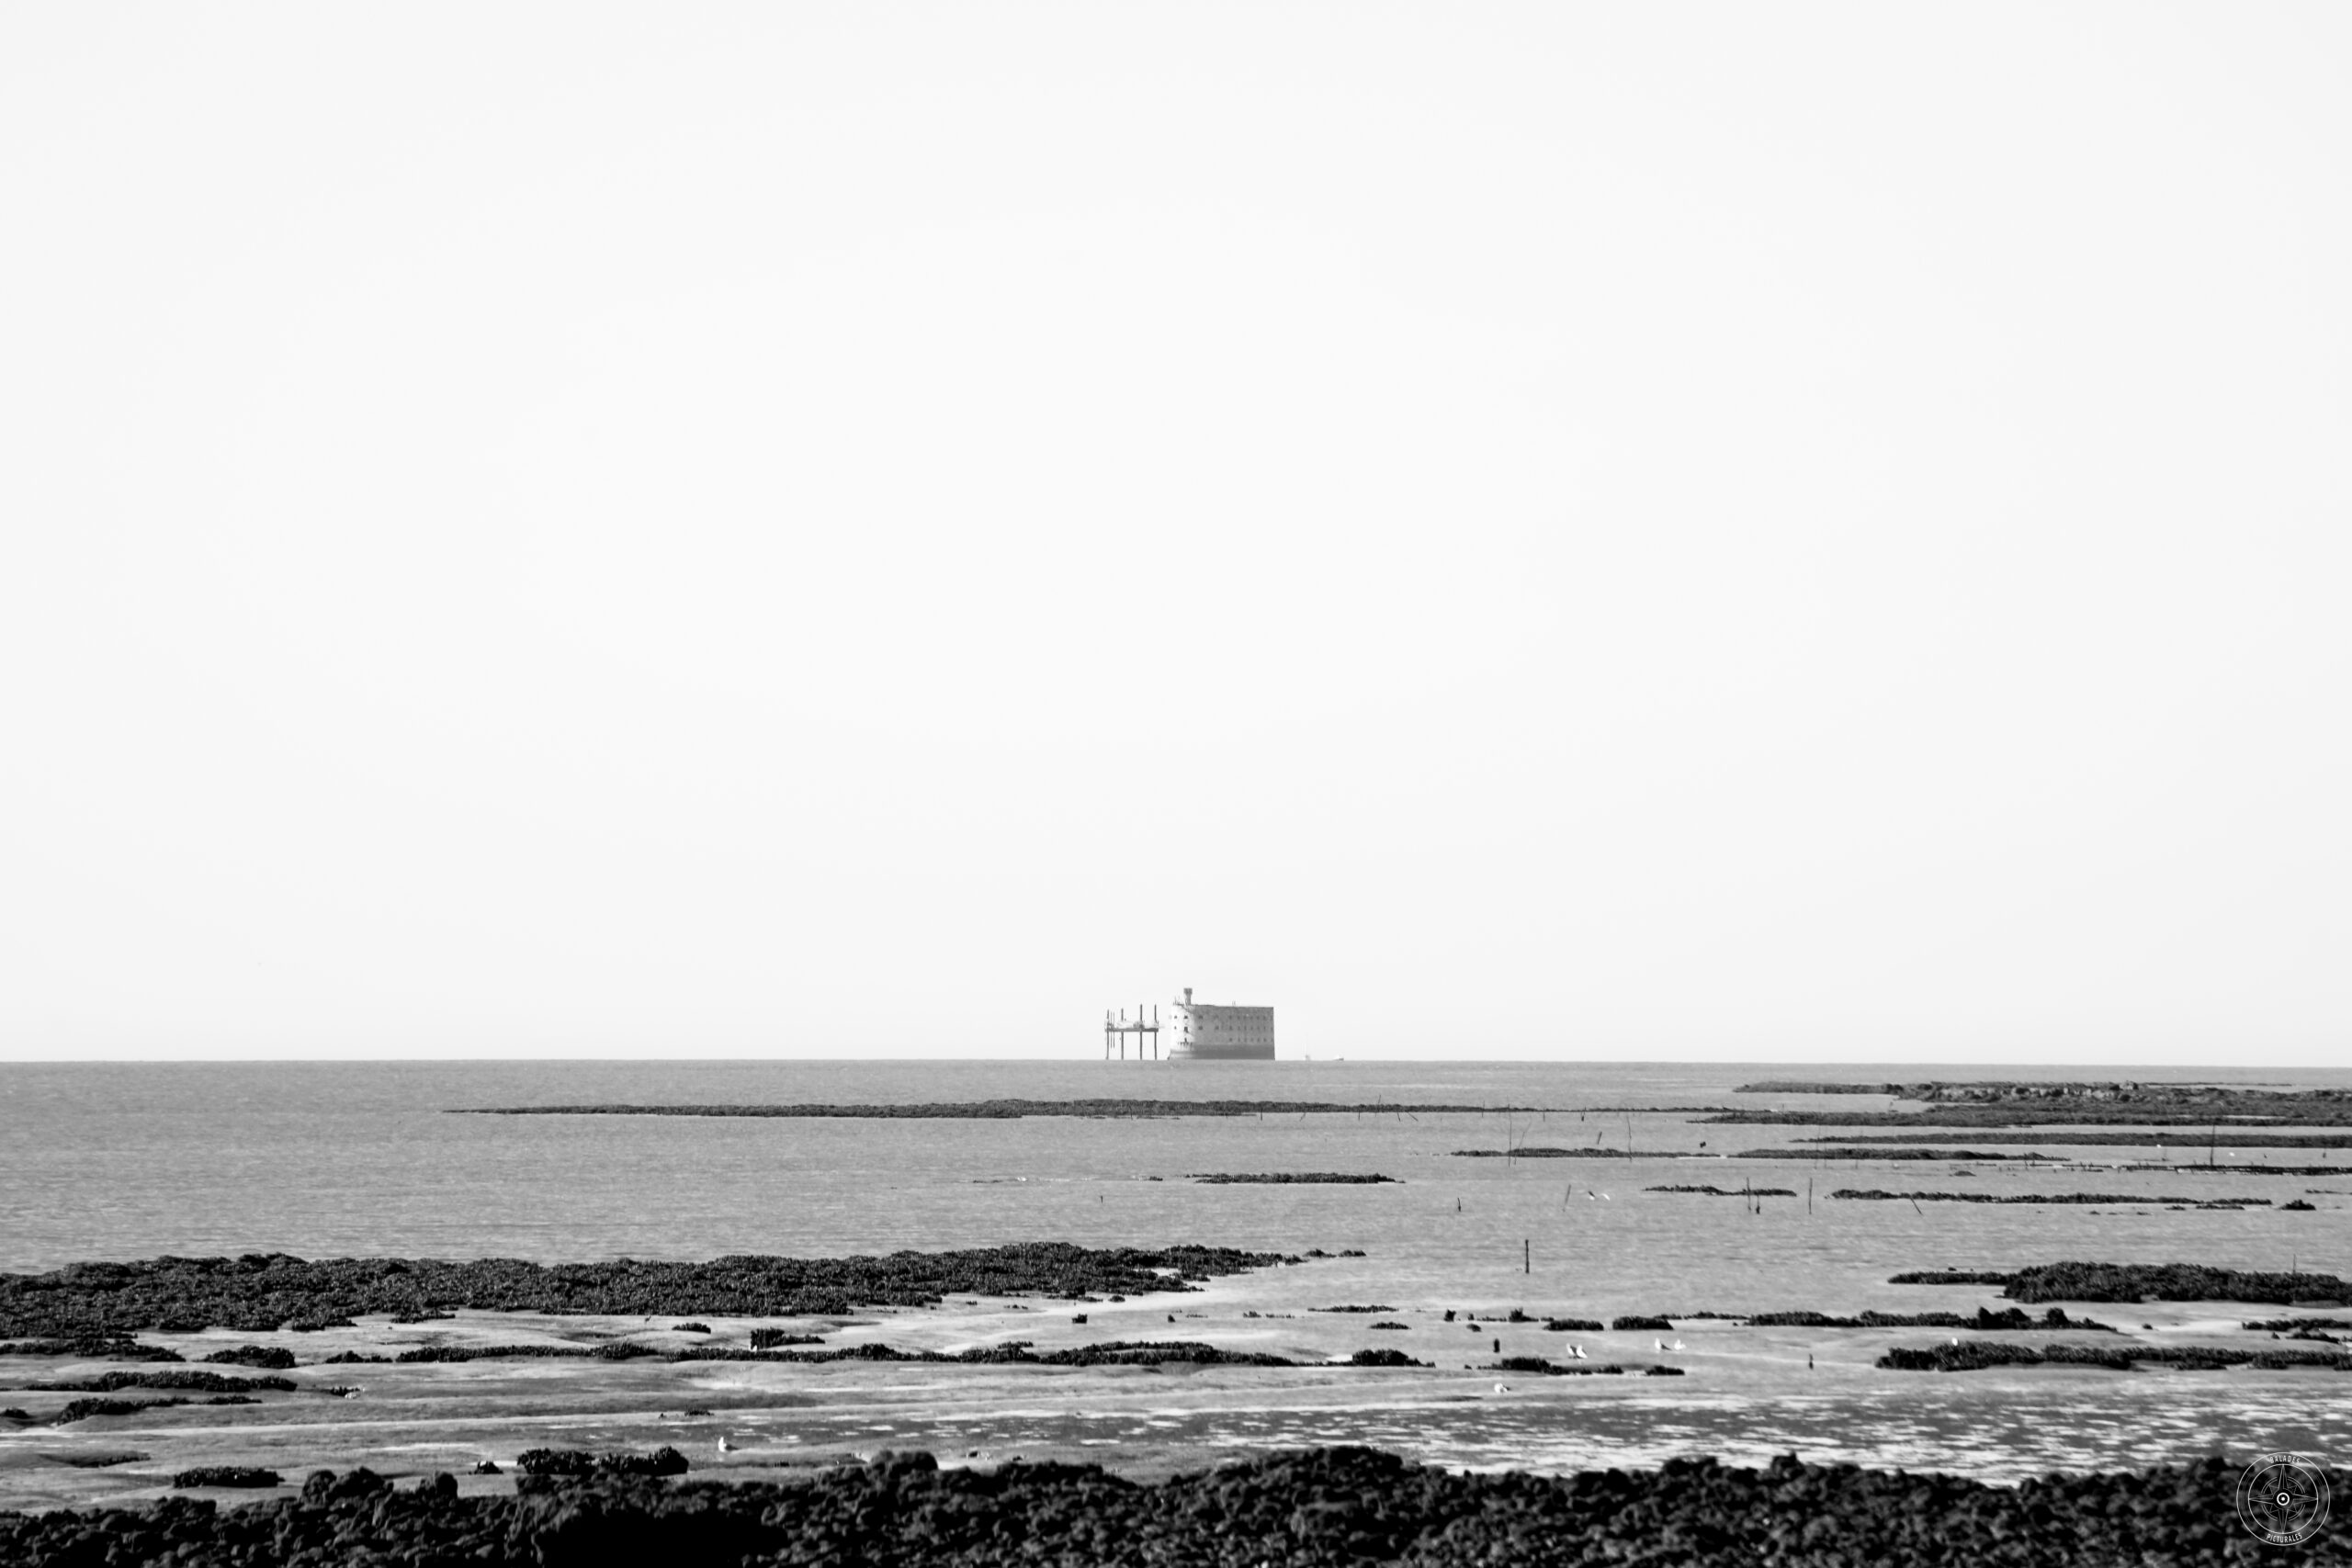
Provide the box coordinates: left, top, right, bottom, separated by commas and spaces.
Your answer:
1569, 1345, 1587, 1359
717, 1435, 733, 1453
1492, 1382, 1511, 1394
1671, 1339, 1686, 1350
1654, 1338, 1668, 1353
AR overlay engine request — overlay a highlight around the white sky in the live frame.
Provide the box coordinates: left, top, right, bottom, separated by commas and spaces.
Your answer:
4, 5, 2348, 1063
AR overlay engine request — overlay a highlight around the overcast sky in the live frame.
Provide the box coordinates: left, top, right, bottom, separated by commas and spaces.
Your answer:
4, 5, 2347, 1064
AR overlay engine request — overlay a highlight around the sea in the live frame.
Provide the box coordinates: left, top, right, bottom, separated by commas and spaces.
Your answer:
5, 1058, 2350, 1482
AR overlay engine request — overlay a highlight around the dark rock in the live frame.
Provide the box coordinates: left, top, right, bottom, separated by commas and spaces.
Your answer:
170, 1466, 279, 1489
0, 1244, 1298, 1337
301, 1467, 391, 1503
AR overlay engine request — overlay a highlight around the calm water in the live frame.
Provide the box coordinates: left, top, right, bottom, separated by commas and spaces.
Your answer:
5, 1058, 2350, 1478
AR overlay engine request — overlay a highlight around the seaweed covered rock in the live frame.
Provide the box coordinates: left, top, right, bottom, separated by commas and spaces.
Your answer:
0, 1245, 1298, 1337
1880, 1341, 2351, 1373
1485, 1357, 1629, 1377
1747, 1306, 2113, 1333
201, 1345, 297, 1370
0, 1335, 183, 1361
29, 1370, 295, 1394
171, 1466, 279, 1489
2002, 1262, 2352, 1306
54, 1396, 192, 1421
1833, 1190, 2269, 1209
1190, 1172, 1399, 1184
515, 1447, 689, 1479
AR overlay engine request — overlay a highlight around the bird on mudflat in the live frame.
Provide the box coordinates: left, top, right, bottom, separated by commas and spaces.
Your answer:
1655, 1338, 1668, 1352
1492, 1383, 1511, 1394
1569, 1345, 1587, 1359
1671, 1339, 1686, 1350
718, 1436, 733, 1453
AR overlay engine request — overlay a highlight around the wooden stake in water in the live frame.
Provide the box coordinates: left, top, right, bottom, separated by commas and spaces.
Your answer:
1524, 1239, 1530, 1274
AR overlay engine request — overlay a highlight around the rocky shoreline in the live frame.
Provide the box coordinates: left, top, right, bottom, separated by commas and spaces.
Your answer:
1, 1448, 2332, 1566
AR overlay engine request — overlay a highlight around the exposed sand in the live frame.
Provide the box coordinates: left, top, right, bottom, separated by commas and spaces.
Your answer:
6, 1273, 2343, 1512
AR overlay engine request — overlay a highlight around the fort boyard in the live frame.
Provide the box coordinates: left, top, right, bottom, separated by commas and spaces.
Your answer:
1104, 988, 1275, 1060
1172, 987, 1274, 1061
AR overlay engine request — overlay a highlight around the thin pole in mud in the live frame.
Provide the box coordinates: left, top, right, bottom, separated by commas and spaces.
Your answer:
1524, 1239, 1530, 1274
1807, 1178, 1813, 1214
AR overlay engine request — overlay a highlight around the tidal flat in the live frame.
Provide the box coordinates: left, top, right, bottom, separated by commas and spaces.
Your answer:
6, 1060, 2352, 1559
